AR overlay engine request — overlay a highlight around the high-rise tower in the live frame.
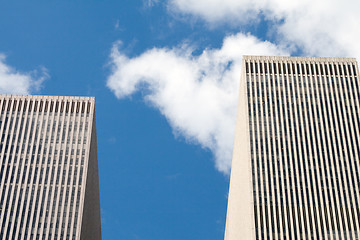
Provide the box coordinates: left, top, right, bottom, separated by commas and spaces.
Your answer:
225, 56, 359, 239
0, 95, 101, 240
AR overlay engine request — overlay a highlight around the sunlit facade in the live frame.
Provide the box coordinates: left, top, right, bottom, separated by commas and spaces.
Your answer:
225, 56, 359, 239
0, 95, 101, 240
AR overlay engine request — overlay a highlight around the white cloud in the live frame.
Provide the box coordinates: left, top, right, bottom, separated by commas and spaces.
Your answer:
0, 54, 48, 95
144, 0, 159, 8
107, 33, 289, 174
168, 0, 263, 24
168, 0, 360, 59
108, 0, 360, 174
114, 20, 120, 30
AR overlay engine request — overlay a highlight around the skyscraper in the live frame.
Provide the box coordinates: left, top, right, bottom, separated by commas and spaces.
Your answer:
225, 56, 359, 239
0, 95, 101, 240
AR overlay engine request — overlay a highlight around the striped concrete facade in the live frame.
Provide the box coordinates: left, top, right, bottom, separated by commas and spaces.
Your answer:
0, 95, 101, 240
225, 56, 360, 239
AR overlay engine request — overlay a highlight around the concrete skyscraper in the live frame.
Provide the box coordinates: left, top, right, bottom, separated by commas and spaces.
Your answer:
0, 95, 101, 240
225, 56, 359, 239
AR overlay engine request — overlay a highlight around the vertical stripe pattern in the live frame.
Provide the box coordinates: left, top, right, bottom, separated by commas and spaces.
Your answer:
244, 56, 360, 240
0, 95, 95, 240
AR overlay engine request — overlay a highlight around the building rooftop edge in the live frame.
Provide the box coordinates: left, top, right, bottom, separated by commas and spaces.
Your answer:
0, 94, 95, 101
242, 55, 357, 62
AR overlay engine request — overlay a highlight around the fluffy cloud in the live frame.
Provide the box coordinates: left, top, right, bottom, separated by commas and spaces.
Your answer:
0, 54, 48, 95
108, 0, 359, 174
107, 33, 289, 173
168, 0, 360, 59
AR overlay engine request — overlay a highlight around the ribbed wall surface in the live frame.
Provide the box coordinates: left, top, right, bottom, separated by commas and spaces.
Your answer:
0, 95, 96, 240
244, 56, 360, 239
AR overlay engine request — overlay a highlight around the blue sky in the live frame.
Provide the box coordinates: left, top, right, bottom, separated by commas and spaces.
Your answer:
0, 0, 358, 239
